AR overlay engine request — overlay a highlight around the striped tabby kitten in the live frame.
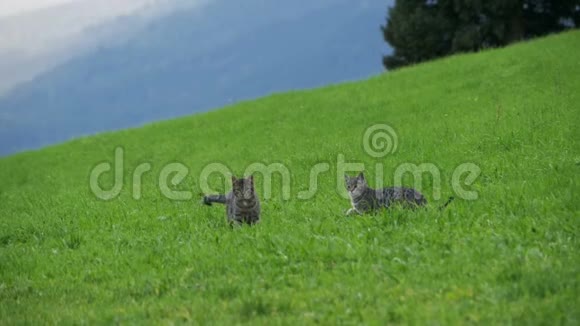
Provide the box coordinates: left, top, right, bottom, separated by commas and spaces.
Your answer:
203, 176, 260, 225
344, 172, 452, 215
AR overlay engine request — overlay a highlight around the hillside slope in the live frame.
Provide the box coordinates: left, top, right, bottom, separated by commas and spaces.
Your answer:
0, 32, 579, 324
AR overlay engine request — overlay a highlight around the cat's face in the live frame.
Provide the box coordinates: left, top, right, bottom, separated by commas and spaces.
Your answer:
232, 176, 255, 199
345, 173, 367, 196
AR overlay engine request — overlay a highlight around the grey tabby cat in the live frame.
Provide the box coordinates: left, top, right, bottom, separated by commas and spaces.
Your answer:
344, 172, 453, 215
203, 175, 261, 225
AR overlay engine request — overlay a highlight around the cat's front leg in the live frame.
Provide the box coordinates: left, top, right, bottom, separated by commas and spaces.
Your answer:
345, 208, 361, 216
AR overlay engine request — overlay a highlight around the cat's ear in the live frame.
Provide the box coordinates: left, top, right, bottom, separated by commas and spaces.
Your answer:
231, 176, 237, 183
344, 174, 349, 182
357, 172, 365, 180
248, 175, 254, 189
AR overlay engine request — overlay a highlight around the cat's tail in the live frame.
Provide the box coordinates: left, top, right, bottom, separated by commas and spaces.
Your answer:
438, 196, 455, 211
203, 194, 226, 206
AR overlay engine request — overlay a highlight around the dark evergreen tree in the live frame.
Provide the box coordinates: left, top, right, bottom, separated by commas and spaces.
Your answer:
381, 0, 454, 69
382, 0, 579, 69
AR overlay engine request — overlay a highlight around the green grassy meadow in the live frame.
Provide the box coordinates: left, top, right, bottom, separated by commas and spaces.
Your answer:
1, 31, 579, 324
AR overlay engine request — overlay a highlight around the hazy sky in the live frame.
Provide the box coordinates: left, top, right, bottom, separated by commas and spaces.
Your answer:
0, 0, 164, 55
0, 0, 78, 17
0, 0, 200, 94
